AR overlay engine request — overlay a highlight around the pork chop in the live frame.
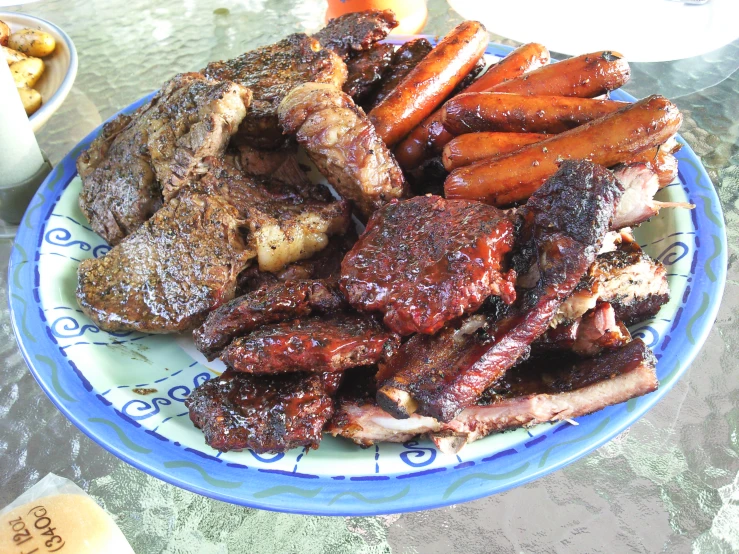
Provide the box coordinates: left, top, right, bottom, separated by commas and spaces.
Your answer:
77, 73, 251, 245
343, 43, 394, 102
203, 34, 347, 149
194, 279, 347, 361
340, 195, 517, 336
186, 369, 342, 453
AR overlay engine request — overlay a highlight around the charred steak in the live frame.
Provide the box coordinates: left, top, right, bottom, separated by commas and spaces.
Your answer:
278, 83, 407, 219
221, 313, 399, 374
77, 73, 251, 245
186, 369, 342, 453
340, 195, 517, 336
77, 191, 253, 333
203, 34, 346, 149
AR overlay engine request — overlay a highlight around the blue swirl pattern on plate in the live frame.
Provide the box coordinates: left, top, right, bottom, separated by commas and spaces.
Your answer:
7, 40, 727, 515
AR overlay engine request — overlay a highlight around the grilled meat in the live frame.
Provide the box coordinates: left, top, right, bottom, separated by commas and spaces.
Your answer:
235, 231, 358, 294
77, 190, 253, 333
553, 240, 670, 327
377, 160, 623, 422
77, 73, 250, 245
368, 38, 433, 110
328, 339, 658, 452
203, 34, 346, 149
194, 279, 346, 360
341, 195, 516, 336
187, 369, 342, 453
343, 43, 394, 102
535, 302, 631, 356
278, 83, 407, 219
221, 313, 399, 374
77, 158, 349, 334
611, 162, 694, 229
313, 9, 398, 59
198, 157, 350, 273
448, 54, 486, 97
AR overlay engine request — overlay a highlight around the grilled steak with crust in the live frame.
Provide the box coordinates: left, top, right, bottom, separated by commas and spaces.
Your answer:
77, 73, 251, 245
279, 83, 407, 219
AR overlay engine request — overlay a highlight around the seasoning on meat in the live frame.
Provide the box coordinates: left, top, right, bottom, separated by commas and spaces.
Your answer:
340, 195, 517, 336
186, 370, 342, 453
221, 313, 399, 374
278, 83, 407, 219
77, 73, 251, 245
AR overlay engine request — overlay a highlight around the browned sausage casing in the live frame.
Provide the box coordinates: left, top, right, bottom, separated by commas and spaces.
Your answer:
394, 42, 550, 169
368, 21, 488, 147
442, 93, 627, 135
444, 95, 682, 206
465, 42, 549, 93
442, 132, 546, 170
490, 51, 630, 97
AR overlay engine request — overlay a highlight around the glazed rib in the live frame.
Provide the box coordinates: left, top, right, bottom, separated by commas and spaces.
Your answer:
328, 339, 658, 452
221, 313, 399, 374
377, 160, 623, 422
193, 279, 346, 360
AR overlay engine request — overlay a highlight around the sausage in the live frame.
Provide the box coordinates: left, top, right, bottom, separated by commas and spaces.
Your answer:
442, 93, 627, 135
394, 42, 550, 170
489, 51, 630, 97
444, 95, 682, 206
368, 21, 489, 147
442, 132, 546, 170
465, 42, 549, 93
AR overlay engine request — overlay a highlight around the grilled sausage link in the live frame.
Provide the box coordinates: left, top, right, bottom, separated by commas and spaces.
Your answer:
442, 93, 626, 135
394, 42, 550, 169
442, 132, 546, 170
368, 21, 489, 147
444, 95, 682, 206
489, 51, 630, 97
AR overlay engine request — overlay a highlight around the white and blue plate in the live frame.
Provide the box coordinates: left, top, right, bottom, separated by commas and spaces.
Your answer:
7, 40, 727, 515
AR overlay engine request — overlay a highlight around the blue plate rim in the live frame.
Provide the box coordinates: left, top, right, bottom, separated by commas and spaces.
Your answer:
7, 40, 728, 516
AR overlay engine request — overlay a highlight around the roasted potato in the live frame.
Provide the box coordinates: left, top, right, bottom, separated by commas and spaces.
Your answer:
17, 86, 42, 115
0, 20, 9, 47
9, 57, 44, 88
2, 44, 28, 64
8, 28, 56, 58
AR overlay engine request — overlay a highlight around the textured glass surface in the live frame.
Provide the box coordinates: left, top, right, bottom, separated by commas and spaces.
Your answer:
0, 0, 737, 551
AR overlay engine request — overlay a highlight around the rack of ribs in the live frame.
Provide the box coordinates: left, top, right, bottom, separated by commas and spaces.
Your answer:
376, 160, 623, 422
327, 339, 658, 453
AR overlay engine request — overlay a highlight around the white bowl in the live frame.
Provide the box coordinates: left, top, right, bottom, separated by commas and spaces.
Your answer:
0, 11, 78, 131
